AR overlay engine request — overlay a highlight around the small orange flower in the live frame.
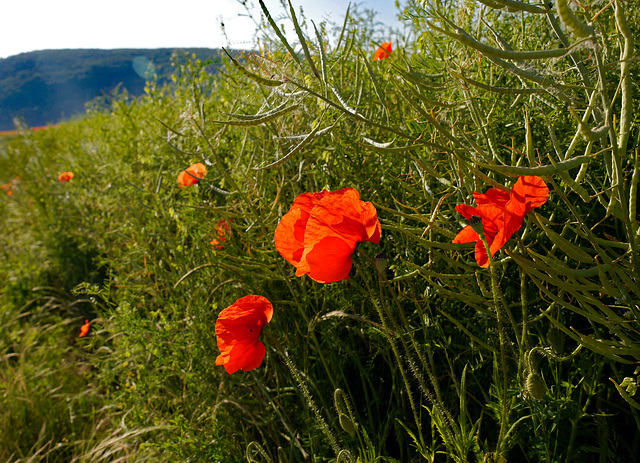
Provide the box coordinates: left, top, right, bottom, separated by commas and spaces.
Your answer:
1, 183, 13, 195
453, 176, 549, 267
177, 162, 207, 188
58, 172, 74, 182
373, 41, 392, 60
275, 187, 381, 283
215, 295, 273, 374
210, 219, 233, 250
79, 319, 90, 338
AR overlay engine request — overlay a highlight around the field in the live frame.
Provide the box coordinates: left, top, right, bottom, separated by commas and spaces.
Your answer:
1, 0, 639, 461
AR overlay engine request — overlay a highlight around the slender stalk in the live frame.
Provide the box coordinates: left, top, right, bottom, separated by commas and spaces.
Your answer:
479, 234, 511, 458
348, 272, 428, 453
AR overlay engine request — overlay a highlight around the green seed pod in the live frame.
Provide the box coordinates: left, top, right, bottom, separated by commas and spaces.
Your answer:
526, 373, 547, 401
556, 0, 594, 38
469, 215, 484, 235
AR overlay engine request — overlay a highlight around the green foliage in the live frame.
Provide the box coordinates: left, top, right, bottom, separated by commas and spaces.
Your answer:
1, 0, 639, 461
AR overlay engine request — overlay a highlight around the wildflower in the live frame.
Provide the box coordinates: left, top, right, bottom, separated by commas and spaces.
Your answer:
58, 172, 74, 182
1, 183, 13, 195
177, 162, 207, 188
215, 295, 273, 374
210, 219, 233, 250
275, 187, 381, 283
453, 176, 548, 267
79, 319, 90, 338
373, 41, 392, 60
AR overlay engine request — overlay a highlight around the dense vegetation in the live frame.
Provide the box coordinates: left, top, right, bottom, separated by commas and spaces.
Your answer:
0, 48, 224, 130
1, 0, 639, 461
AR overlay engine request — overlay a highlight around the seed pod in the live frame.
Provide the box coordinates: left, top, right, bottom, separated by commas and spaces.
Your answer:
526, 372, 547, 400
469, 215, 484, 235
375, 252, 389, 274
556, 0, 594, 38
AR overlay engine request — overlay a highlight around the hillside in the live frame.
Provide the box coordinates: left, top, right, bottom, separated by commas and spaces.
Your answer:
0, 48, 225, 130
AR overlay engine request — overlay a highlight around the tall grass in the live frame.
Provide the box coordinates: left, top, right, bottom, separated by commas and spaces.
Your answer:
1, 0, 639, 461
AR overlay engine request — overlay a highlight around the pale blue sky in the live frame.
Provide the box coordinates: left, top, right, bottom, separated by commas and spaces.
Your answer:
0, 0, 403, 58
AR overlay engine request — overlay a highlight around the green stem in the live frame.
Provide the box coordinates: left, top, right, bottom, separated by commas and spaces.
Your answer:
283, 352, 342, 456
479, 234, 511, 457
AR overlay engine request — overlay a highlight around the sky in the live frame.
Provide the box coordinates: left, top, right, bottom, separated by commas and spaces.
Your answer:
0, 0, 403, 59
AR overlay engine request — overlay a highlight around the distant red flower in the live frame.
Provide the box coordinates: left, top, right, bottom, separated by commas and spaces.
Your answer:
2, 177, 21, 196
79, 319, 90, 338
373, 41, 392, 60
210, 219, 233, 249
31, 125, 56, 131
275, 187, 381, 283
215, 295, 273, 374
177, 162, 207, 188
1, 183, 13, 195
58, 171, 74, 182
453, 176, 549, 267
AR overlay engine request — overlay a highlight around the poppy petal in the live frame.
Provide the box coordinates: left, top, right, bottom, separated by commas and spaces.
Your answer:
455, 204, 478, 220
474, 240, 490, 268
275, 205, 311, 266
298, 236, 355, 283
453, 225, 479, 244
275, 191, 326, 265
474, 187, 510, 206
216, 339, 266, 374
307, 188, 379, 245
510, 175, 549, 214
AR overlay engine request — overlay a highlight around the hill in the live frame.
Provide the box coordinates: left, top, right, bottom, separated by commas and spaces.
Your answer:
0, 48, 225, 130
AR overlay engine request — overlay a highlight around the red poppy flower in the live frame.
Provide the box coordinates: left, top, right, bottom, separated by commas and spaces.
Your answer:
275, 187, 381, 283
210, 219, 233, 249
373, 41, 392, 60
177, 162, 207, 188
79, 319, 90, 338
215, 295, 273, 374
453, 176, 549, 267
58, 171, 74, 182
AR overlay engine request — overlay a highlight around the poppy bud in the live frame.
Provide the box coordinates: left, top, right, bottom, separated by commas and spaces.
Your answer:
525, 372, 547, 401
339, 414, 357, 437
334, 389, 357, 437
547, 327, 564, 355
